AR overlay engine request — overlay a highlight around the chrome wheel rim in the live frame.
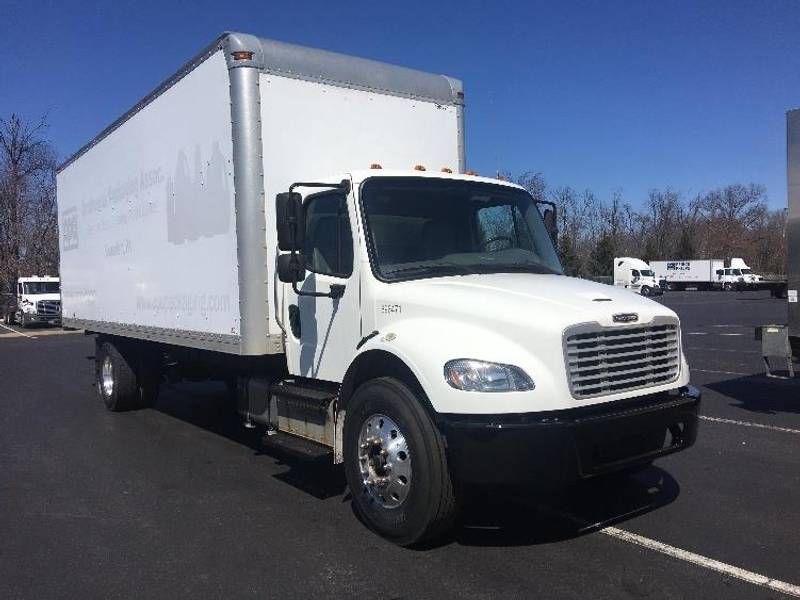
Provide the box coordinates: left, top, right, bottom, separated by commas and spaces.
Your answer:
101, 356, 114, 397
357, 414, 412, 509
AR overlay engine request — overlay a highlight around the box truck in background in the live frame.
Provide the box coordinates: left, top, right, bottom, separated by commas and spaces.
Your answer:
613, 257, 662, 296
649, 259, 726, 291
57, 32, 700, 545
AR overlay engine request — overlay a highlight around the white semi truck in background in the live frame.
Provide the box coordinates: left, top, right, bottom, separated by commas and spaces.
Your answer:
613, 257, 662, 296
56, 32, 700, 545
1, 276, 61, 327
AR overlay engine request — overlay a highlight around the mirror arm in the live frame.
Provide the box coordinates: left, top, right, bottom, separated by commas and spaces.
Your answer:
291, 281, 345, 299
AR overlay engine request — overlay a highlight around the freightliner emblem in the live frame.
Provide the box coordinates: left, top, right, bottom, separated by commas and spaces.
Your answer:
612, 313, 639, 323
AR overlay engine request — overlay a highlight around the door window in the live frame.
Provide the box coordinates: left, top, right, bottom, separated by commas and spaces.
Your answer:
303, 193, 353, 278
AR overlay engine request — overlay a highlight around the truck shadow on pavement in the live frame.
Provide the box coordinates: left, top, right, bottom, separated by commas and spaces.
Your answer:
446, 468, 680, 548
149, 379, 681, 547
705, 374, 800, 416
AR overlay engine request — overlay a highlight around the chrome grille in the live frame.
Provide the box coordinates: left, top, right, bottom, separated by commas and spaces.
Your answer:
565, 322, 680, 399
36, 300, 61, 317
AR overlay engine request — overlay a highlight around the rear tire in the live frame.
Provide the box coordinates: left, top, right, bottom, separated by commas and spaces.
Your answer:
344, 377, 457, 546
723, 282, 733, 292
96, 339, 160, 411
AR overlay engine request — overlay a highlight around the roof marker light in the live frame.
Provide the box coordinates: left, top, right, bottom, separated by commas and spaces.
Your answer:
414, 165, 426, 171
370, 163, 383, 169
466, 170, 478, 176
441, 167, 453, 173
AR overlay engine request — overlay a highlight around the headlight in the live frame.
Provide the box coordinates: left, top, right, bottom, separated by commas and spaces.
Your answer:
444, 359, 535, 392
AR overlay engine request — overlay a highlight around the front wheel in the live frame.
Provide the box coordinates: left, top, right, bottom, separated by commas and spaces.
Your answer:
344, 377, 457, 546
640, 285, 651, 297
723, 282, 733, 292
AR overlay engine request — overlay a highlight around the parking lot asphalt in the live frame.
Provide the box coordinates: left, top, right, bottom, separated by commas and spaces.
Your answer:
1, 290, 798, 599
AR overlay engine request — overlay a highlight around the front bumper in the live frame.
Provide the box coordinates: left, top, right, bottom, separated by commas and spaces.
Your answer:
438, 385, 700, 484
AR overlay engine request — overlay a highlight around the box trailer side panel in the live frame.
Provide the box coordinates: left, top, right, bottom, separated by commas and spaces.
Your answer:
788, 109, 800, 338
259, 74, 460, 335
57, 51, 244, 352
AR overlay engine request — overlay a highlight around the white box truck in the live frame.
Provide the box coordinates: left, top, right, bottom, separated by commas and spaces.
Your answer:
57, 32, 699, 545
650, 259, 724, 290
650, 259, 752, 291
613, 257, 662, 296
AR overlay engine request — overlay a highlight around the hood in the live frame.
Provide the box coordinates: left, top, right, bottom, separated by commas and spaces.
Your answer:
378, 273, 676, 332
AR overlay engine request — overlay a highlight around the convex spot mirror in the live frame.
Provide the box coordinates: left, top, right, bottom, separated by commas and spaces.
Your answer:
276, 192, 304, 252
277, 253, 306, 284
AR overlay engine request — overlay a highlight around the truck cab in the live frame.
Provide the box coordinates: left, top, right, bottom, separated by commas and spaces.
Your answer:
613, 257, 662, 296
271, 169, 699, 542
715, 268, 746, 291
730, 257, 759, 285
9, 276, 61, 327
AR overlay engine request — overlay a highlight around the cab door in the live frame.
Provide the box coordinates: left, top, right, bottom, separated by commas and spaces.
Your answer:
281, 189, 362, 382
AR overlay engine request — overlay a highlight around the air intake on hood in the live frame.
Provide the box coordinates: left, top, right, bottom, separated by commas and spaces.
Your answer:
564, 320, 680, 399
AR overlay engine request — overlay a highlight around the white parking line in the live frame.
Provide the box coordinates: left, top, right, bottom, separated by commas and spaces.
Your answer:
0, 322, 37, 339
534, 503, 800, 597
699, 415, 800, 435
685, 332, 747, 337
685, 347, 760, 354
601, 527, 800, 597
691, 368, 749, 376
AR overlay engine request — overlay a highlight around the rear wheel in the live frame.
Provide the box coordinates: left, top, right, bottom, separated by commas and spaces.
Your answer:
723, 282, 733, 292
96, 339, 160, 411
344, 377, 457, 546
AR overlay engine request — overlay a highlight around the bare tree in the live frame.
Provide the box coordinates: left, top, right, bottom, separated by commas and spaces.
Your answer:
0, 114, 59, 294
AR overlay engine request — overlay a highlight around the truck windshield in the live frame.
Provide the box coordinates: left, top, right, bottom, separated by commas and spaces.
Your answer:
640, 269, 654, 277
23, 282, 60, 294
360, 177, 563, 281
741, 269, 752, 274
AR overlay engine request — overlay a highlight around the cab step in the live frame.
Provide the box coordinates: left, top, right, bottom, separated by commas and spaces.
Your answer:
260, 430, 333, 461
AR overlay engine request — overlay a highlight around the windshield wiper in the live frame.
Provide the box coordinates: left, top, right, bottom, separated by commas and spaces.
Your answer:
383, 262, 478, 278
471, 263, 561, 275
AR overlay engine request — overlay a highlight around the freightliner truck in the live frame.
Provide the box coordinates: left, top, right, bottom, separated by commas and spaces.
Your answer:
56, 32, 700, 545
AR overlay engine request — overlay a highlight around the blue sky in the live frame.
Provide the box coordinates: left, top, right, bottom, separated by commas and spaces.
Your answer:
2, 0, 798, 209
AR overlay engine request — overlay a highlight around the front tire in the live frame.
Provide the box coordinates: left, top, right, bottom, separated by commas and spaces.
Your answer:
344, 377, 457, 546
640, 285, 651, 297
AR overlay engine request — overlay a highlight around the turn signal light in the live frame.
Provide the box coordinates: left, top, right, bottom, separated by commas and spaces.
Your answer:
441, 167, 453, 173
231, 51, 254, 61
370, 163, 383, 169
414, 165, 426, 171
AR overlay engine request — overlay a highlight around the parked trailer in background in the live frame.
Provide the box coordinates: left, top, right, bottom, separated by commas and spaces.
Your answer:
649, 259, 725, 291
57, 32, 700, 545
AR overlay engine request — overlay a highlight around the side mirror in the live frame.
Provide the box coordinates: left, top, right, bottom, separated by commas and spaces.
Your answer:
536, 200, 558, 244
277, 253, 306, 284
276, 192, 304, 251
